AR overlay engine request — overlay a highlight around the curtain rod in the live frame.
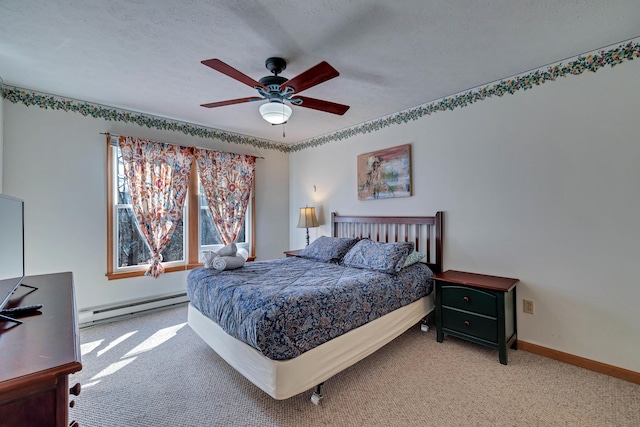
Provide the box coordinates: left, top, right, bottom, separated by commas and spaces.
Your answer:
100, 132, 264, 159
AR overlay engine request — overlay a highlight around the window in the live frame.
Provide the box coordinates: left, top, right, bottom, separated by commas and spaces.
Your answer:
106, 143, 254, 279
198, 181, 251, 255
114, 146, 185, 270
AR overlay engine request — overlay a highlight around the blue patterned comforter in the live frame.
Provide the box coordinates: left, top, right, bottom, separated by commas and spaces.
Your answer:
187, 257, 434, 360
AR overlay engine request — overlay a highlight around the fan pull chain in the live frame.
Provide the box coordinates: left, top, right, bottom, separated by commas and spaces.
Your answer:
282, 103, 286, 138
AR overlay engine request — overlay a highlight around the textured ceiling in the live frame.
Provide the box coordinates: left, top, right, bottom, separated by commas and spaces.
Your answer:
1, 1, 639, 144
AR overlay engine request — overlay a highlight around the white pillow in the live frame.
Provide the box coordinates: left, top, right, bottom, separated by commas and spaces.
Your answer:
237, 247, 249, 260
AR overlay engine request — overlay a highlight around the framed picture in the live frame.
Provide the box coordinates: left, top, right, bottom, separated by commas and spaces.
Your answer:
357, 144, 412, 200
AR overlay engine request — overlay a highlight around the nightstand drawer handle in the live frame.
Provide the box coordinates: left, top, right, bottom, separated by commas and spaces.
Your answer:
464, 320, 470, 327
463, 296, 470, 303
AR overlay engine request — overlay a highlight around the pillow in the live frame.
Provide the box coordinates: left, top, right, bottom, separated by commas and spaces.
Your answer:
217, 242, 237, 257
342, 239, 414, 274
403, 251, 426, 268
203, 244, 246, 269
236, 247, 249, 261
212, 255, 246, 271
298, 236, 360, 263
202, 251, 218, 269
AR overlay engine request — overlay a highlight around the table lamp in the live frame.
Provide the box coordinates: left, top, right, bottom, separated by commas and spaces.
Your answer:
296, 206, 319, 246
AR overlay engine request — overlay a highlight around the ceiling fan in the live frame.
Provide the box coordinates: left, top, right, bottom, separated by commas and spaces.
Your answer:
200, 57, 350, 125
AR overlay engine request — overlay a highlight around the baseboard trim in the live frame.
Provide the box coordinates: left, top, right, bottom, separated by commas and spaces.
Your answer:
518, 340, 640, 385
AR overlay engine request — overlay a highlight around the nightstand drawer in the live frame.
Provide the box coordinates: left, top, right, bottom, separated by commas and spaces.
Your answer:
441, 285, 496, 317
441, 307, 498, 343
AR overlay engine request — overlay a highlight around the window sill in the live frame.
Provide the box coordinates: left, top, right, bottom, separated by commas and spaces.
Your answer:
106, 263, 202, 280
106, 257, 256, 280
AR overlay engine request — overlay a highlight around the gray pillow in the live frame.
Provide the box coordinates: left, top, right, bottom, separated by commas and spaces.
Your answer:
217, 243, 237, 257
212, 255, 245, 270
298, 236, 360, 263
342, 239, 414, 274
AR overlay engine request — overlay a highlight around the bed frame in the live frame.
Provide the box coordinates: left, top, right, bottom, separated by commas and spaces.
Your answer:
187, 212, 443, 403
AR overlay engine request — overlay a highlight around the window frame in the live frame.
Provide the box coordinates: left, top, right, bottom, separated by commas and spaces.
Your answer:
106, 138, 255, 280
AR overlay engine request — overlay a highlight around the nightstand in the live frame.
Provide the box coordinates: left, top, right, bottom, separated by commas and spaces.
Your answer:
283, 249, 302, 257
434, 270, 519, 365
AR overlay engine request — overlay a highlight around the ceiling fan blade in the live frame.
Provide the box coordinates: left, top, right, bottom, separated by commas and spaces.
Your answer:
200, 97, 262, 108
292, 96, 350, 115
281, 61, 339, 94
201, 59, 268, 91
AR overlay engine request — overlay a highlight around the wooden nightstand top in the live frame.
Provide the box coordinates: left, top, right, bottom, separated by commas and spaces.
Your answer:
283, 249, 302, 257
433, 270, 519, 292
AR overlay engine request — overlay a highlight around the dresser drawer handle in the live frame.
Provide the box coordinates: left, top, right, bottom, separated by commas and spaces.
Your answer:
464, 320, 470, 327
70, 382, 81, 396
463, 296, 470, 303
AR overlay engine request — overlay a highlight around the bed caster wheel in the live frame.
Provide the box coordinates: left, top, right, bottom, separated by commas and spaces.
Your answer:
420, 323, 429, 332
311, 392, 323, 405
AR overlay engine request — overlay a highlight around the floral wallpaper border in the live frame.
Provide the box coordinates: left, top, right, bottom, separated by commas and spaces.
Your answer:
2, 39, 639, 153
290, 39, 640, 152
0, 87, 290, 153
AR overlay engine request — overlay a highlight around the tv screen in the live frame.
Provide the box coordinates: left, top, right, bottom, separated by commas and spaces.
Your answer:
0, 194, 25, 311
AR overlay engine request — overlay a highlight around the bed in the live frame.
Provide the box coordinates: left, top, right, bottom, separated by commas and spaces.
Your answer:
186, 212, 443, 402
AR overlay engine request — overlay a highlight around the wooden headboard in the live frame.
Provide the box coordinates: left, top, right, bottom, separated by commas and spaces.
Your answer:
331, 212, 443, 274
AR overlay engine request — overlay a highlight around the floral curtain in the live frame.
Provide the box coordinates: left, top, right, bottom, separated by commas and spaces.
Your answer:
118, 136, 193, 277
195, 148, 255, 245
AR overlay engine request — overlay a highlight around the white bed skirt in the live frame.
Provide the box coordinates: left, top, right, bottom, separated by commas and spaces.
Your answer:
187, 294, 435, 400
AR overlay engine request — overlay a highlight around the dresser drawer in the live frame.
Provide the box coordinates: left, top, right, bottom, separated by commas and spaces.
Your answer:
441, 285, 496, 317
441, 307, 498, 343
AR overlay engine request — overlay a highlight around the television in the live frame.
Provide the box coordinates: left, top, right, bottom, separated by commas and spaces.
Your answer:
0, 194, 25, 312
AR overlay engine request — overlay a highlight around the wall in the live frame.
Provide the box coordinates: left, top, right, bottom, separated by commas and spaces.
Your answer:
289, 59, 640, 373
2, 103, 289, 311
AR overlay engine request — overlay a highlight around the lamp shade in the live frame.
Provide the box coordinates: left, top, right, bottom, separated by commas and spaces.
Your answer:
297, 207, 319, 228
259, 102, 292, 125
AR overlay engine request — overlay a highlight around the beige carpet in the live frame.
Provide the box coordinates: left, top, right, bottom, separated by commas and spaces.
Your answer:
70, 305, 640, 427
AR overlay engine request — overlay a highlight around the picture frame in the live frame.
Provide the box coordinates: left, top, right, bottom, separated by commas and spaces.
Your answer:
357, 144, 412, 200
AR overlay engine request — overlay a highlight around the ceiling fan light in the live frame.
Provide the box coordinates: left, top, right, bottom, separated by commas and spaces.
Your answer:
259, 102, 292, 124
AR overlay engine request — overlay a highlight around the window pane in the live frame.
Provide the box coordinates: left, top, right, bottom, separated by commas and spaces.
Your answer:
199, 207, 247, 245
116, 147, 132, 204
200, 208, 223, 245
115, 145, 185, 269
117, 207, 148, 267
237, 220, 246, 243
163, 217, 184, 262
116, 207, 184, 267
198, 183, 247, 246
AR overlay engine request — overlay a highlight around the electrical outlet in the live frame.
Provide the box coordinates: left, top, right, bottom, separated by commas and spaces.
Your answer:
523, 299, 535, 314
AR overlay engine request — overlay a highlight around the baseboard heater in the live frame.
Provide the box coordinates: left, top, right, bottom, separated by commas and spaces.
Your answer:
78, 292, 189, 326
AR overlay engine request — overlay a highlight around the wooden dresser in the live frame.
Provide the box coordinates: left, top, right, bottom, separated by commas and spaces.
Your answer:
0, 272, 82, 427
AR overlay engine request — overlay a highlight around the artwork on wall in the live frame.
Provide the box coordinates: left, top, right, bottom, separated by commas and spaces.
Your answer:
357, 144, 412, 200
